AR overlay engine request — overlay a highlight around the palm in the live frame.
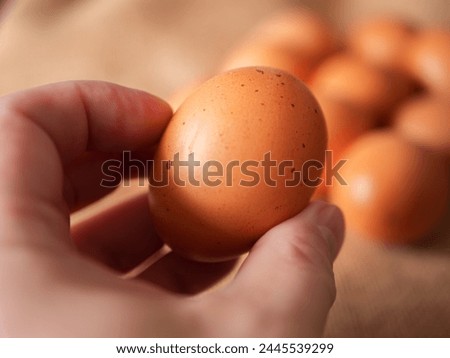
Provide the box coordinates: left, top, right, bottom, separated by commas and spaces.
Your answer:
0, 81, 343, 337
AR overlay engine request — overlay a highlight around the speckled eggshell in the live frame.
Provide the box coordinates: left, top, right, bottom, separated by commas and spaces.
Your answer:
149, 67, 327, 262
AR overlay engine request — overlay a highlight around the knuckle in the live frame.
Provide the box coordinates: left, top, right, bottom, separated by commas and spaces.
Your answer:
286, 222, 333, 272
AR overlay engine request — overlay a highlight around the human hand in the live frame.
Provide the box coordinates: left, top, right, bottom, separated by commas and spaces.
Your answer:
0, 81, 344, 337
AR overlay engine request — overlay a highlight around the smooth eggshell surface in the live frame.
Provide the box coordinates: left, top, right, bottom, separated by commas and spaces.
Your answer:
313, 94, 377, 196
393, 94, 450, 156
330, 131, 449, 244
249, 7, 338, 62
407, 28, 450, 94
311, 54, 413, 115
348, 17, 415, 71
149, 67, 327, 261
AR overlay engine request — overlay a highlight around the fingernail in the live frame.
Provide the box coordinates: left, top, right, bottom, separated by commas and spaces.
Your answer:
304, 201, 345, 259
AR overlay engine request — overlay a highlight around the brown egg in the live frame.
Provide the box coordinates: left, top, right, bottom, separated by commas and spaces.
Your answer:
249, 7, 338, 61
221, 7, 339, 81
407, 28, 450, 93
310, 54, 413, 115
393, 94, 450, 156
313, 94, 378, 196
330, 131, 449, 244
221, 42, 314, 81
316, 94, 378, 160
348, 17, 416, 71
149, 67, 327, 262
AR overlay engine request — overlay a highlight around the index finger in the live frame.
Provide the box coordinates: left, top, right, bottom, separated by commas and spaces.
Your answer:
0, 81, 171, 245
2, 81, 172, 163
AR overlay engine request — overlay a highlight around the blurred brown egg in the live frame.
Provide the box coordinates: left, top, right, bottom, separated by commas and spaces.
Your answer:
393, 94, 450, 156
221, 7, 339, 81
330, 130, 449, 244
313, 94, 377, 197
317, 94, 378, 160
249, 7, 338, 62
348, 17, 416, 71
149, 67, 327, 262
221, 42, 314, 81
310, 54, 413, 116
407, 28, 450, 93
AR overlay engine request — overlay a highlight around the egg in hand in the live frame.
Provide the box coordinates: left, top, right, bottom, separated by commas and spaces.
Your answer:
148, 67, 327, 262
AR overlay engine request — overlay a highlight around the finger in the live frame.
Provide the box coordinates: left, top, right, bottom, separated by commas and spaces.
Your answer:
64, 147, 155, 212
0, 0, 14, 21
4, 81, 171, 164
137, 252, 240, 295
71, 188, 164, 273
0, 81, 171, 245
221, 201, 345, 337
64, 151, 121, 212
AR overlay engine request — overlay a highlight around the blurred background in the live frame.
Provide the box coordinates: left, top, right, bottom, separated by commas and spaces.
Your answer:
0, 0, 449, 337
0, 0, 448, 98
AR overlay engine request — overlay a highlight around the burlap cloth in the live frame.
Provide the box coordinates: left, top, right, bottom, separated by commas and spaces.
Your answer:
1, 0, 449, 337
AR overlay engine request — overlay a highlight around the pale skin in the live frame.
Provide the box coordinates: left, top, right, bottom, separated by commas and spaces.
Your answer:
0, 81, 344, 337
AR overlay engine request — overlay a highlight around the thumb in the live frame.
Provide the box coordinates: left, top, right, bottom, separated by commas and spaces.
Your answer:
225, 201, 345, 337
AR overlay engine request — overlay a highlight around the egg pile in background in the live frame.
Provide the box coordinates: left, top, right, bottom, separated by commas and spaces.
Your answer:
171, 7, 450, 246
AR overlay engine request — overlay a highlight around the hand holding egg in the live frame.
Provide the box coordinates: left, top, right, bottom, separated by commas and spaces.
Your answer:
167, 6, 450, 249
